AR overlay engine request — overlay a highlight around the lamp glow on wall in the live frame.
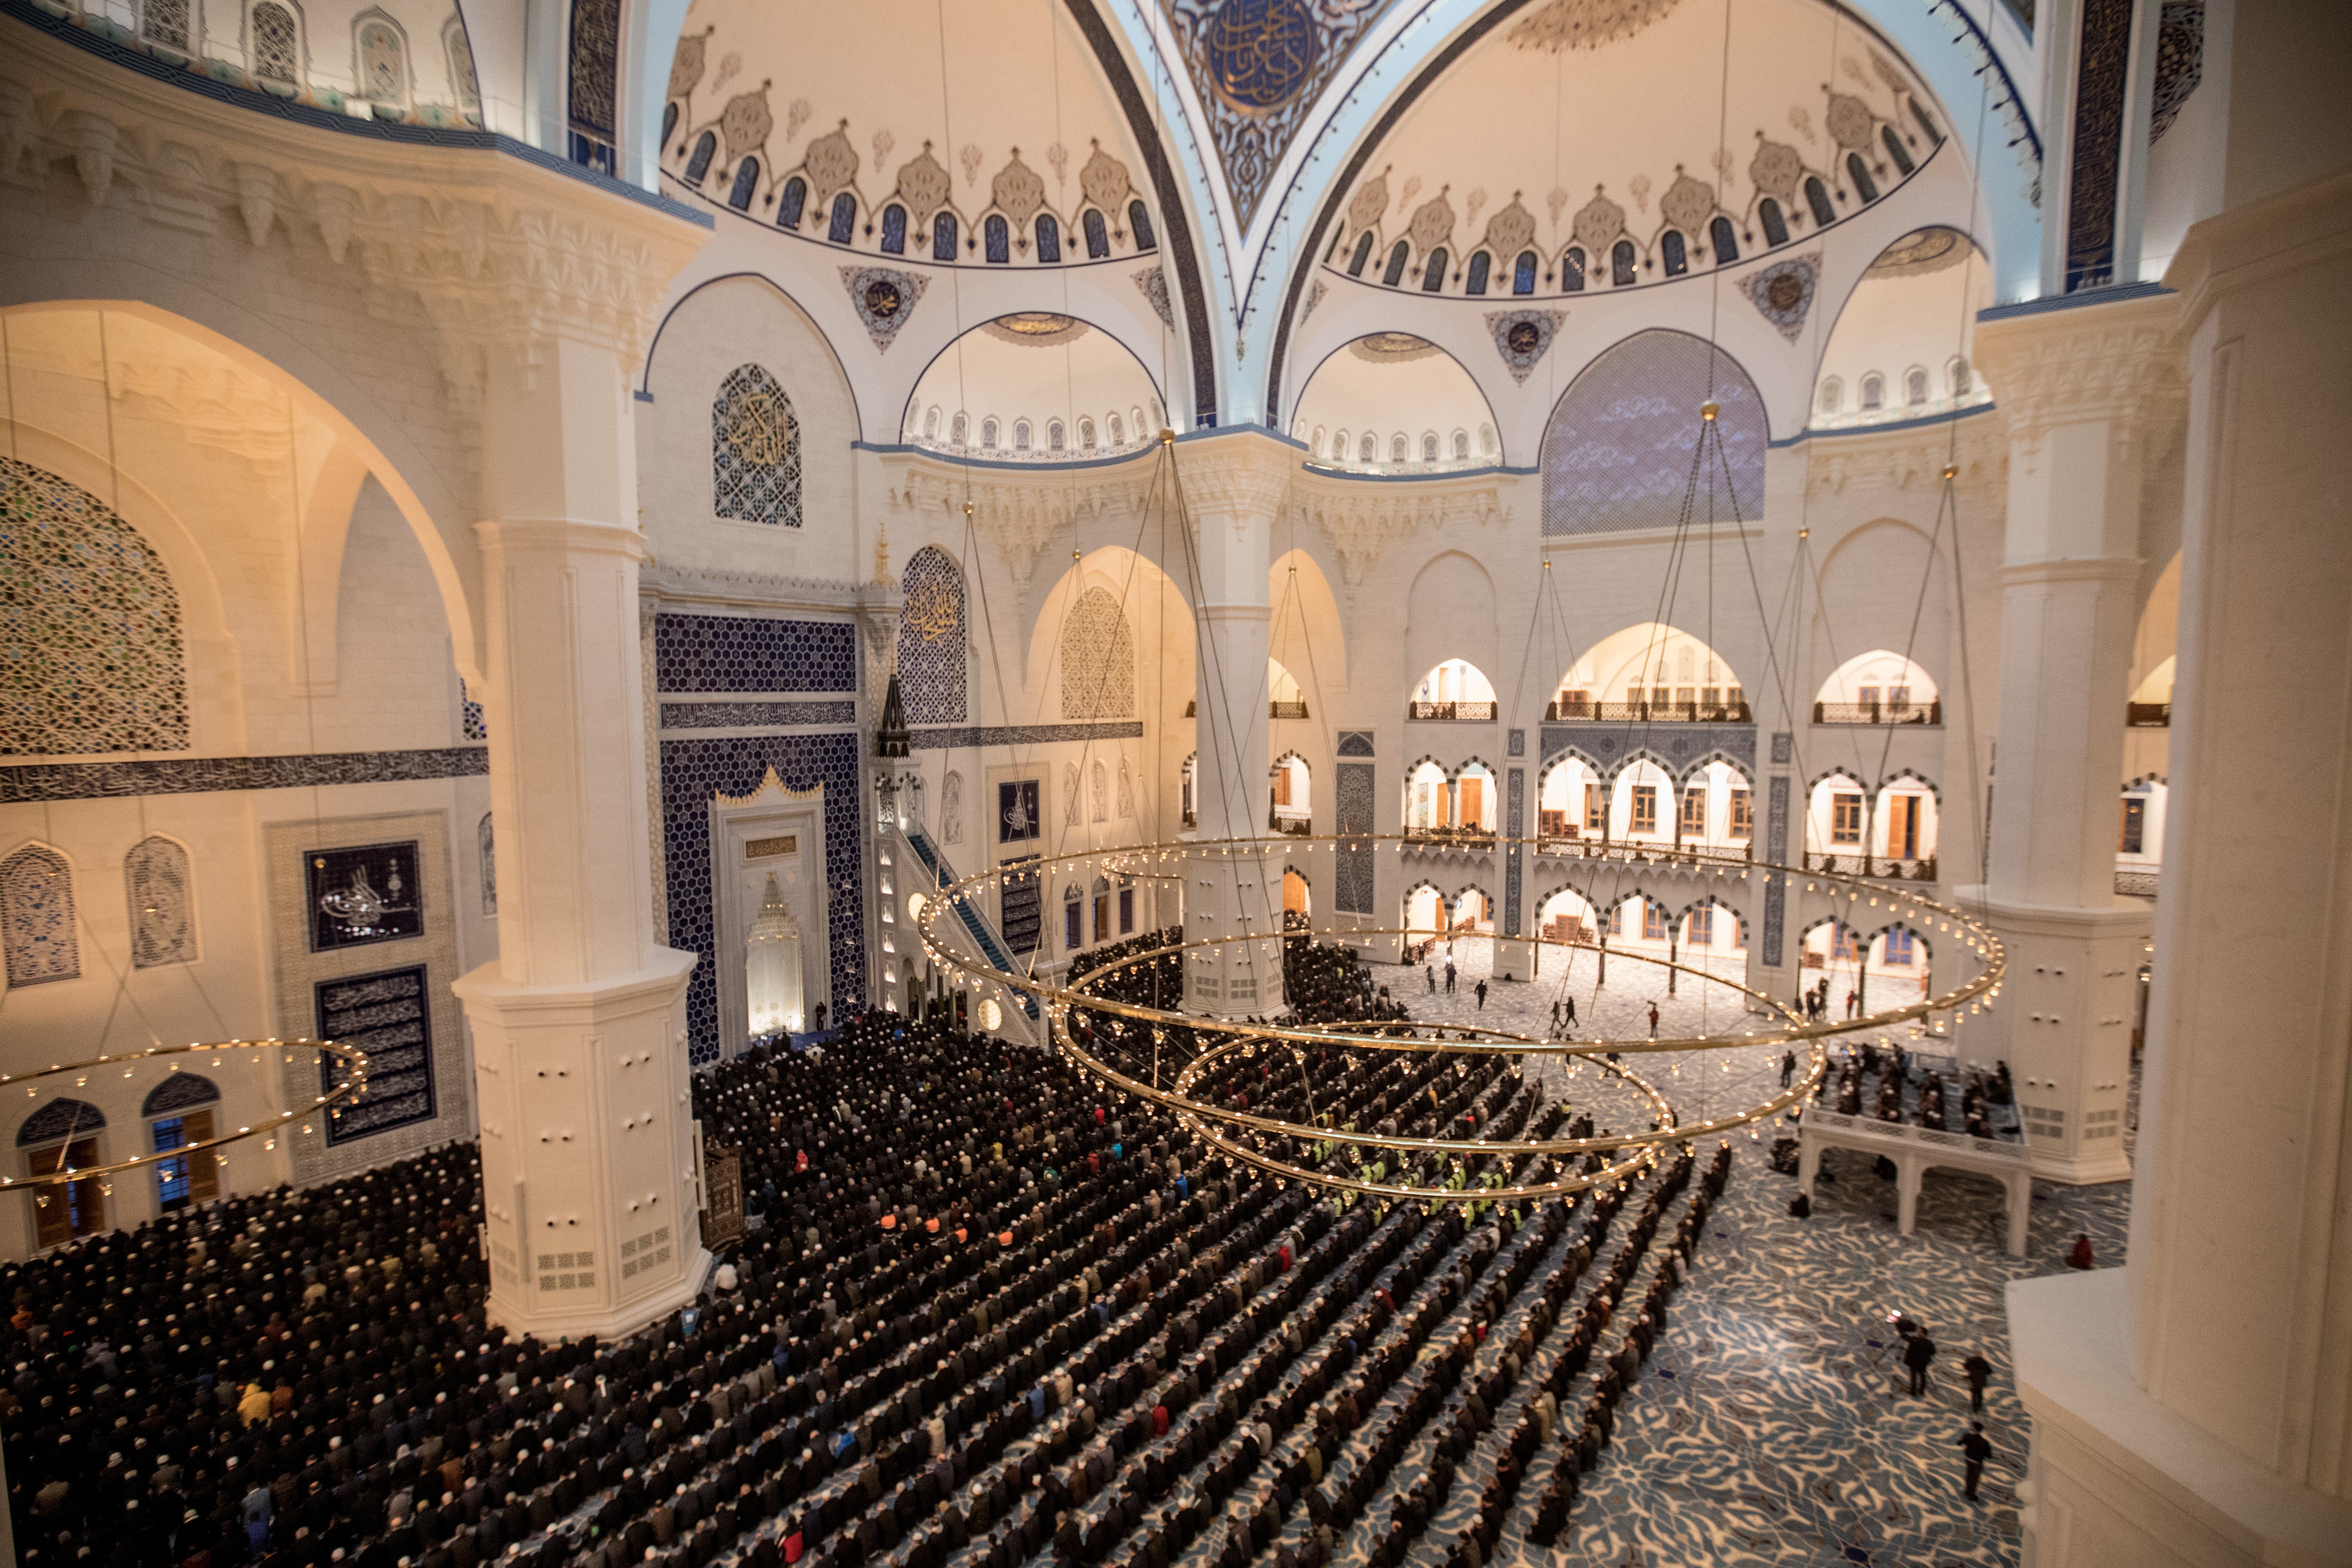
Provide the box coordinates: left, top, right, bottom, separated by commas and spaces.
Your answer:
746, 873, 806, 1034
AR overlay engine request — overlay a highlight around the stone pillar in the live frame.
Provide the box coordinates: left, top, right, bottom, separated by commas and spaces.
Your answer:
1962, 294, 2174, 1185
1180, 433, 1289, 1018
2010, 163, 2352, 1567
452, 336, 705, 1340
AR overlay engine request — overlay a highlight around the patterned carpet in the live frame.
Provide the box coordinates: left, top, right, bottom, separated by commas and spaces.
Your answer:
1362, 942, 2136, 1568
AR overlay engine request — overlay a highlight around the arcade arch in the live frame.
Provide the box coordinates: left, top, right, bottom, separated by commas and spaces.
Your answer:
1550, 624, 1745, 720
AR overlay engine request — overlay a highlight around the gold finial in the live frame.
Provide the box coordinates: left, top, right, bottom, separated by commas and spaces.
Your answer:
1700, 401, 1719, 421
964, 501, 975, 516
1798, 527, 1809, 538
1160, 428, 1176, 446
1942, 463, 1958, 480
1073, 549, 1082, 562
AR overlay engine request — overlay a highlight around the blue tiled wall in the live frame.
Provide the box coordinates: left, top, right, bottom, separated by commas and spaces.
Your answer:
654, 613, 857, 693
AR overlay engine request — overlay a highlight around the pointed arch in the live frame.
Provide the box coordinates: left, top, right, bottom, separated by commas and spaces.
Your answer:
1059, 586, 1137, 721
897, 545, 968, 724
124, 834, 198, 968
1, 843, 78, 988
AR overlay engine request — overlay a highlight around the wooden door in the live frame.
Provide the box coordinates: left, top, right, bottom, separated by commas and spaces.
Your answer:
1888, 795, 1920, 859
1459, 776, 1483, 826
29, 1138, 104, 1248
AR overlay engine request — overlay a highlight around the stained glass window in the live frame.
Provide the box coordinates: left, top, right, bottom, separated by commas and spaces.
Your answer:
251, 1, 299, 84
0, 456, 188, 756
829, 193, 856, 244
778, 176, 806, 227
1060, 587, 1135, 721
1710, 217, 1740, 264
881, 205, 907, 254
1128, 201, 1155, 249
144, 0, 190, 51
729, 157, 759, 211
934, 212, 959, 261
125, 835, 195, 968
1084, 210, 1109, 259
985, 215, 1009, 263
1, 846, 78, 988
358, 18, 405, 108
447, 20, 481, 124
1036, 214, 1061, 262
1422, 249, 1447, 292
711, 365, 802, 527
1348, 233, 1372, 275
1847, 154, 1879, 204
1561, 247, 1585, 291
1662, 231, 1688, 276
1760, 199, 1788, 246
1465, 253, 1490, 295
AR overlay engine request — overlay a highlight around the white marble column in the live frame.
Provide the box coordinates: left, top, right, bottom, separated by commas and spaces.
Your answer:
451, 335, 706, 1340
1180, 433, 1289, 1018
2006, 160, 2352, 1567
1963, 295, 2174, 1184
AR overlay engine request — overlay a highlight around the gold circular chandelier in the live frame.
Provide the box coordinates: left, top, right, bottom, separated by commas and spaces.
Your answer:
1, 1038, 372, 1197
913, 833, 2004, 1204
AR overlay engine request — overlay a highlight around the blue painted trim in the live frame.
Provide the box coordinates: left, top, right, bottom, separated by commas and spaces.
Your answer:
1768, 400, 2001, 447
850, 442, 1161, 474
1977, 281, 2175, 322
2, 0, 711, 228
1300, 461, 1540, 481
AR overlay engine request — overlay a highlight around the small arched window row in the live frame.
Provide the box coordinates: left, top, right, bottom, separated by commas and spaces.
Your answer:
908, 406, 1161, 461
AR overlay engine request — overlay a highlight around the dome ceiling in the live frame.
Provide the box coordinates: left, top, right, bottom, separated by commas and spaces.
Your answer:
660, 0, 1158, 269
902, 318, 1165, 460
1315, 0, 1946, 299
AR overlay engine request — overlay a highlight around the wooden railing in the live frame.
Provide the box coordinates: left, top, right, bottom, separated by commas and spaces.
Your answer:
2126, 702, 2171, 727
1402, 825, 1497, 846
1270, 700, 1310, 719
1806, 851, 1939, 880
1812, 699, 1941, 725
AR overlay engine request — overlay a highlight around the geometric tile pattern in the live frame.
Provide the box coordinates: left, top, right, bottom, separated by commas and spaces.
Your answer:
1765, 775, 1790, 966
1335, 761, 1375, 913
908, 721, 1143, 750
1059, 587, 1136, 720
0, 455, 188, 756
658, 729, 863, 1061
123, 833, 195, 968
1540, 721, 1756, 775
711, 364, 803, 528
1504, 766, 1524, 935
652, 613, 856, 694
0, 843, 78, 987
896, 545, 968, 724
658, 701, 857, 730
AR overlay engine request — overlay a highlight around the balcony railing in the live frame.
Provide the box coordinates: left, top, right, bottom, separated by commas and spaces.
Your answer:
1270, 810, 1312, 837
1270, 700, 1310, 719
1806, 851, 1939, 880
2126, 702, 2171, 727
1547, 699, 1752, 723
2115, 867, 2159, 898
1812, 700, 1941, 725
1409, 700, 1498, 721
1403, 824, 1496, 846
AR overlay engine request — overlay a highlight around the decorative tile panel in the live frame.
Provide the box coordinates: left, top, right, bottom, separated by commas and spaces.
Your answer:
1337, 731, 1375, 758
658, 730, 863, 1061
911, 722, 1142, 750
1504, 768, 1524, 936
1059, 588, 1136, 721
1, 747, 487, 803
712, 364, 803, 527
659, 701, 858, 730
1540, 722, 1756, 774
315, 966, 437, 1146
124, 835, 195, 968
1765, 774, 1790, 966
653, 613, 856, 694
1539, 331, 1767, 536
0, 845, 78, 987
1335, 762, 1375, 915
896, 547, 968, 725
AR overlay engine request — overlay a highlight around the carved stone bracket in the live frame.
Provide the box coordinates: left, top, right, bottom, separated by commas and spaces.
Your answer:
1973, 294, 2188, 456
1288, 473, 1512, 591
884, 457, 1150, 587
1805, 416, 2008, 498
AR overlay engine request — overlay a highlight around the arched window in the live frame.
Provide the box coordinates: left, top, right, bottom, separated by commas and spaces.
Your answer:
728, 156, 759, 210
1860, 372, 1885, 411
1817, 376, 1843, 415
144, 0, 192, 51
1421, 248, 1448, 291
1060, 587, 1137, 720
660, 101, 678, 150
1421, 433, 1439, 463
356, 15, 406, 109
1110, 413, 1126, 445
977, 416, 994, 448
1036, 213, 1061, 262
1014, 420, 1032, 452
1, 846, 78, 987
1465, 252, 1491, 295
1710, 216, 1739, 264
712, 364, 802, 526
897, 546, 968, 725
1561, 247, 1586, 291
777, 176, 806, 227
923, 406, 940, 439
685, 130, 717, 185
1905, 367, 1929, 406
1347, 233, 1374, 275
1047, 420, 1065, 452
828, 192, 857, 243
1089, 764, 1108, 824
1481, 424, 1497, 456
1514, 250, 1538, 294
984, 214, 1009, 263
445, 16, 480, 123
1, 457, 187, 757
1662, 230, 1688, 275
1078, 418, 1096, 448
1390, 434, 1408, 463
1129, 201, 1156, 249
1063, 883, 1083, 950
1452, 431, 1469, 461
1610, 239, 1637, 285
933, 211, 958, 260
125, 835, 196, 968
1759, 198, 1788, 247
250, 0, 300, 84
1084, 209, 1109, 258
1359, 433, 1377, 463
1881, 125, 1915, 176
1911, 100, 1942, 144
1949, 356, 1973, 398
880, 203, 907, 253
1804, 176, 1836, 227
143, 1073, 221, 1212
1845, 153, 1879, 203
1330, 429, 1347, 461
1382, 241, 1411, 286
19, 1097, 106, 1247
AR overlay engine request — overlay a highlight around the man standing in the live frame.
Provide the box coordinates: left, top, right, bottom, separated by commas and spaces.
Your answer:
1427, 965, 1437, 993
1474, 980, 1487, 1011
1445, 960, 1457, 994
1646, 1002, 1659, 1039
1958, 1422, 1993, 1501
1779, 1051, 1796, 1089
1903, 1327, 1937, 1396
1962, 1351, 1992, 1413
1562, 995, 1577, 1028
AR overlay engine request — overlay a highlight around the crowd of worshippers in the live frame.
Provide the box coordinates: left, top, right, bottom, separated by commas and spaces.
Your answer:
1816, 1042, 2016, 1139
1062, 929, 1410, 1031
2, 940, 1738, 1568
